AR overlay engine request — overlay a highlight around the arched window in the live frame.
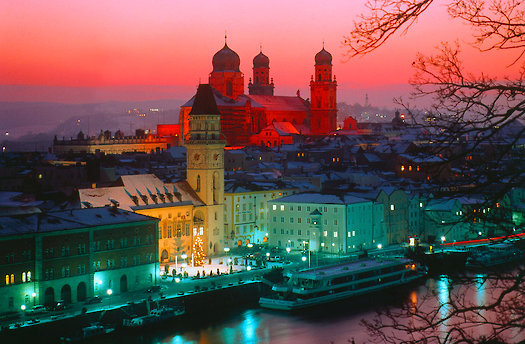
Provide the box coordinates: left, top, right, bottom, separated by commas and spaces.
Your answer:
196, 175, 201, 192
226, 81, 233, 96
318, 73, 321, 81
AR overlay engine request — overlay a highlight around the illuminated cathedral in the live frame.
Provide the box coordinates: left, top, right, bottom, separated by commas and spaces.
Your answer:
180, 39, 338, 147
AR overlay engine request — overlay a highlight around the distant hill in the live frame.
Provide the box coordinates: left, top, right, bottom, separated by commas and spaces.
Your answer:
337, 102, 397, 123
0, 99, 185, 139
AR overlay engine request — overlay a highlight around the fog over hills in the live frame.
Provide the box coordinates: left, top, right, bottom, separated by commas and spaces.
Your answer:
0, 99, 185, 139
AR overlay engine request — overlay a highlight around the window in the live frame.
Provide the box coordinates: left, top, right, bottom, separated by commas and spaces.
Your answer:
347, 232, 351, 238
390, 204, 395, 211
323, 231, 328, 237
272, 205, 277, 210
307, 206, 310, 211
298, 218, 301, 223
334, 232, 338, 238
419, 202, 423, 208
352, 230, 356, 236
298, 230, 302, 235
298, 206, 301, 211
280, 205, 285, 211
334, 220, 338, 225
290, 218, 294, 223
280, 217, 284, 223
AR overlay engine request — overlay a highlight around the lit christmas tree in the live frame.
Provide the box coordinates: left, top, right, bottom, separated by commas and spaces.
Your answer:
192, 236, 206, 266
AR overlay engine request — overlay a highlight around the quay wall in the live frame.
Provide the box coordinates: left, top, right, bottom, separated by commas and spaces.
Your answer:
0, 282, 269, 344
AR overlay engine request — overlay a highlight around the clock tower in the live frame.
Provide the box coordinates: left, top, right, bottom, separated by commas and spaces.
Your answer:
185, 84, 226, 255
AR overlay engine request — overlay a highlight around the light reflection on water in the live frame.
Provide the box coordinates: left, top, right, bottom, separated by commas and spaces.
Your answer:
118, 272, 522, 344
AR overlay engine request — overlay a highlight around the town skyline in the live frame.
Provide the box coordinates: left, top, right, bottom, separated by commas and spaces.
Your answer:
1, 0, 522, 106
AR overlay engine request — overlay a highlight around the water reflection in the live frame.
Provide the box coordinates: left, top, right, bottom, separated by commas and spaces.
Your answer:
119, 272, 523, 344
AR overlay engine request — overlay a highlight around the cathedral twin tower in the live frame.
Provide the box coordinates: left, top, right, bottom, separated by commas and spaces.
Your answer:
207, 40, 338, 136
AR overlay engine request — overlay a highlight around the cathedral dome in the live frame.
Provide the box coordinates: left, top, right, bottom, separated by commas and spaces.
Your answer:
315, 48, 332, 66
253, 52, 269, 68
212, 44, 241, 72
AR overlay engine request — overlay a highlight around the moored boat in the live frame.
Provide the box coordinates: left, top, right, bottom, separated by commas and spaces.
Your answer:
466, 243, 523, 269
122, 305, 185, 328
60, 323, 115, 343
259, 257, 425, 311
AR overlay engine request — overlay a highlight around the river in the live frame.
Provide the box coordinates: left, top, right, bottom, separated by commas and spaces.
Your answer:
107, 272, 524, 344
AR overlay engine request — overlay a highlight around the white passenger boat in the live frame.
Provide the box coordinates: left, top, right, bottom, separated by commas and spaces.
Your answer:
259, 258, 425, 311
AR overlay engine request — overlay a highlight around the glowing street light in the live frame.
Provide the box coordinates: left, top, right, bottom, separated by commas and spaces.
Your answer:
377, 243, 383, 249
286, 247, 291, 253
107, 289, 113, 296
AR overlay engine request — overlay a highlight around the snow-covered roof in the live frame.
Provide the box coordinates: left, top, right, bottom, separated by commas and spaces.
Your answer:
247, 95, 309, 112
0, 207, 156, 237
270, 193, 345, 205
79, 174, 203, 211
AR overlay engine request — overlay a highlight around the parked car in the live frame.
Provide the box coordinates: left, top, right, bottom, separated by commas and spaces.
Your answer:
84, 296, 103, 304
54, 300, 69, 310
29, 305, 47, 314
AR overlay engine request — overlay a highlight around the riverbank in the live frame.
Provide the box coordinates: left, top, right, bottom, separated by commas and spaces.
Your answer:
0, 281, 268, 344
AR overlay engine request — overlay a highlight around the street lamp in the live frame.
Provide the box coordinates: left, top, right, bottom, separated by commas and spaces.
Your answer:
286, 247, 291, 253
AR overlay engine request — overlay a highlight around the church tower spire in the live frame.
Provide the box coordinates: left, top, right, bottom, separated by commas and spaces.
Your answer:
310, 45, 338, 134
185, 84, 226, 254
209, 38, 244, 99
248, 46, 274, 96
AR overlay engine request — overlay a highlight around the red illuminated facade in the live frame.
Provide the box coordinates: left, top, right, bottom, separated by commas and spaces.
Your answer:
310, 47, 337, 135
180, 41, 338, 146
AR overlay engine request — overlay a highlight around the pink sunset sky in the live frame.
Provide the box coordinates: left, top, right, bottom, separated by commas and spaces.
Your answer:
0, 0, 521, 107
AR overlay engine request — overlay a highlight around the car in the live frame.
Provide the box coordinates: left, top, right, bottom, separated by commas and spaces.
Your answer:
29, 305, 47, 314
268, 255, 281, 262
54, 300, 69, 310
145, 285, 162, 293
84, 296, 102, 304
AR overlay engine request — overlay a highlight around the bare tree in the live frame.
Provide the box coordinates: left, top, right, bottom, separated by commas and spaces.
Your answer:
345, 1, 525, 343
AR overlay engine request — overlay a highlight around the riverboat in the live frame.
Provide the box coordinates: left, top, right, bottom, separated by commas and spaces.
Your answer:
122, 305, 185, 328
466, 243, 523, 269
259, 258, 425, 311
60, 323, 115, 343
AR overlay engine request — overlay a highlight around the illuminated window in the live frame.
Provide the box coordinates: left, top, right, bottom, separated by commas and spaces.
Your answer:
419, 202, 423, 208
22, 272, 26, 283
333, 232, 338, 238
323, 231, 328, 237
417, 165, 420, 171
390, 204, 395, 211
280, 205, 284, 211
409, 165, 412, 171
401, 165, 405, 171
352, 230, 356, 236
272, 205, 276, 210
5, 275, 8, 285
10, 274, 14, 284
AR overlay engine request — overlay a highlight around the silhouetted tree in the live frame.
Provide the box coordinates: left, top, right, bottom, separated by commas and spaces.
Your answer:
345, 1, 525, 343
